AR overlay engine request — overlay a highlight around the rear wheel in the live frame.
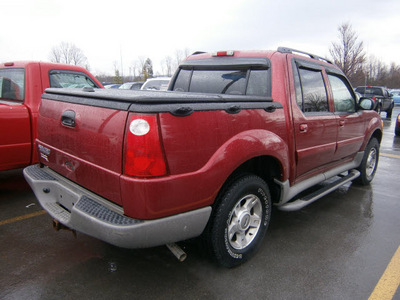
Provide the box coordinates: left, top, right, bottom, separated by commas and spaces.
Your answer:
206, 175, 271, 268
386, 105, 393, 118
354, 138, 380, 185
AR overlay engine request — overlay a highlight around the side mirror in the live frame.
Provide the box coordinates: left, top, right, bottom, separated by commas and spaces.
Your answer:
358, 97, 374, 110
389, 93, 394, 97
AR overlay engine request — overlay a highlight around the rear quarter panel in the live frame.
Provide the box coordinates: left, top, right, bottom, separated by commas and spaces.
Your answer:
121, 108, 289, 219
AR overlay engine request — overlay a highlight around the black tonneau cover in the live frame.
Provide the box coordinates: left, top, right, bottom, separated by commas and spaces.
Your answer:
42, 88, 281, 116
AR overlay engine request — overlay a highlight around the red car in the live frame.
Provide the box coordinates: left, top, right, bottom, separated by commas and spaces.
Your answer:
24, 48, 382, 267
0, 61, 103, 171
396, 113, 400, 136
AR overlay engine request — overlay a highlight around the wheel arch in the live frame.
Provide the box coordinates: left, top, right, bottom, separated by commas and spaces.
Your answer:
215, 155, 283, 207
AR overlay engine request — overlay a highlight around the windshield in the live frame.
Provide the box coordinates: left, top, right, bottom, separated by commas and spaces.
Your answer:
0, 68, 25, 101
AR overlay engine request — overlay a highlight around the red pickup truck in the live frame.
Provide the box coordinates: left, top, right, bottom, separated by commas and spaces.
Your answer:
0, 61, 103, 171
24, 48, 382, 267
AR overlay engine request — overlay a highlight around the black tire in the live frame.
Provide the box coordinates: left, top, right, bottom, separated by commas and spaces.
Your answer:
374, 101, 381, 113
386, 106, 393, 118
206, 175, 271, 268
354, 138, 380, 185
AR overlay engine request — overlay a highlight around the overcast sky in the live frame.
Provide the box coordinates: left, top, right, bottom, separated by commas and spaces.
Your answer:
1, 0, 399, 76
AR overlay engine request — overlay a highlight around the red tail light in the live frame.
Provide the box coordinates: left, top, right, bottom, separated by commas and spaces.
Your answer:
372, 96, 376, 101
124, 114, 168, 177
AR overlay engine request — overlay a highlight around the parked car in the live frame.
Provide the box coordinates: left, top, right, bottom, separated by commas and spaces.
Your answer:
395, 113, 400, 136
141, 77, 171, 91
0, 61, 103, 171
104, 84, 121, 89
390, 89, 400, 105
119, 82, 144, 90
355, 86, 394, 118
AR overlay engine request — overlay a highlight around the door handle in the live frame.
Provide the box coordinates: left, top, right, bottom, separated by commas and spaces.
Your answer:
299, 124, 308, 132
61, 110, 76, 127
339, 120, 345, 127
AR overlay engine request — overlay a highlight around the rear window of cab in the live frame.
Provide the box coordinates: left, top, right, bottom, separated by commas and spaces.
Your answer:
170, 56, 272, 97
172, 68, 270, 97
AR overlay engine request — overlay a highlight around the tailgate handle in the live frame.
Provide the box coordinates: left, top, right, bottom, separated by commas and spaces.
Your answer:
61, 110, 76, 127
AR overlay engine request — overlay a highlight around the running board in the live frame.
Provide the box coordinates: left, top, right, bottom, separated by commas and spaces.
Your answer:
277, 170, 360, 212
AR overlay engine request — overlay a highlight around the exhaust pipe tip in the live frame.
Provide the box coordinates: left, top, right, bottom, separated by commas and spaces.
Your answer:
52, 219, 77, 238
166, 243, 187, 262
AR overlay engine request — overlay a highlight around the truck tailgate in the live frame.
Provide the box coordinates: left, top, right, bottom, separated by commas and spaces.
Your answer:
37, 97, 128, 206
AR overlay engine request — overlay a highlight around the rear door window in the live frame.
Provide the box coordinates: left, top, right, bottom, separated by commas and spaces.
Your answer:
294, 67, 329, 112
49, 70, 98, 88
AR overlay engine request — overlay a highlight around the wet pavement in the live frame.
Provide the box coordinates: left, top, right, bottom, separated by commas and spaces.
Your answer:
1, 107, 400, 299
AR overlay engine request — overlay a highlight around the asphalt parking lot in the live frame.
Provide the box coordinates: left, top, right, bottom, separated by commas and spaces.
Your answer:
1, 107, 400, 300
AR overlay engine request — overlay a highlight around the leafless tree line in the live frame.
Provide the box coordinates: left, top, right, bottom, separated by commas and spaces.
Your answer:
125, 49, 190, 80
330, 22, 400, 88
50, 26, 399, 88
49, 42, 190, 83
104, 49, 190, 84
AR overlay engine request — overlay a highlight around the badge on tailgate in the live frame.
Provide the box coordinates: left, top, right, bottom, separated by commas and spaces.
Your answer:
38, 144, 51, 162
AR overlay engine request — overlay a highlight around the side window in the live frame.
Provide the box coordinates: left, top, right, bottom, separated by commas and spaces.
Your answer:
49, 71, 97, 88
328, 74, 356, 113
297, 68, 329, 113
293, 65, 303, 109
0, 68, 25, 101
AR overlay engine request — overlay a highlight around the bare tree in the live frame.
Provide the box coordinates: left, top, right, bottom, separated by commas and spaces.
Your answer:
130, 60, 141, 81
113, 61, 122, 83
387, 63, 400, 88
329, 23, 366, 85
161, 55, 173, 76
173, 48, 191, 71
49, 42, 88, 67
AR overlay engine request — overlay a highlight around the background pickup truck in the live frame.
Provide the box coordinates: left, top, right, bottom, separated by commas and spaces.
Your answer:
0, 61, 103, 171
355, 86, 394, 118
24, 48, 382, 267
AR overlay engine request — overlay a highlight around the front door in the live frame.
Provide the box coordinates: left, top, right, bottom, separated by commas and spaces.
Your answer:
327, 73, 366, 160
0, 71, 31, 171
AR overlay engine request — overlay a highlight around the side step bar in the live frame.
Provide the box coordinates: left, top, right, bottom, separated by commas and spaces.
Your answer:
277, 170, 360, 212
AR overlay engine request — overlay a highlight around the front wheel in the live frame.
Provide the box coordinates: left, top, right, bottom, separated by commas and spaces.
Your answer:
354, 138, 380, 185
206, 175, 271, 268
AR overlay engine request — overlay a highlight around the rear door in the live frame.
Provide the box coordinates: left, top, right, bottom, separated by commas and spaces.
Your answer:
291, 60, 338, 178
37, 94, 129, 205
0, 68, 31, 170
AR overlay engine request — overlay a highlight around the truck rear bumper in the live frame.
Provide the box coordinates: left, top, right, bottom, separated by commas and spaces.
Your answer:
23, 164, 211, 248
